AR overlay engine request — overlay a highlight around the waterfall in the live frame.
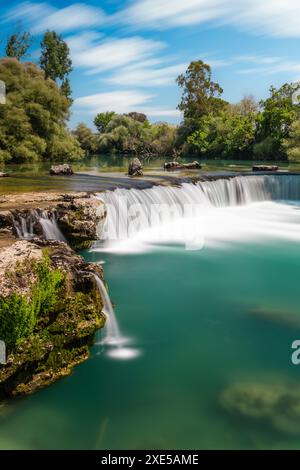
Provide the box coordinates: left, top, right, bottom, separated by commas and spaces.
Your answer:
93, 174, 300, 251
93, 273, 140, 360
93, 274, 122, 345
14, 210, 66, 242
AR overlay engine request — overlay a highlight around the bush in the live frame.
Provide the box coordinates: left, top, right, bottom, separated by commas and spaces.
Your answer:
0, 255, 63, 349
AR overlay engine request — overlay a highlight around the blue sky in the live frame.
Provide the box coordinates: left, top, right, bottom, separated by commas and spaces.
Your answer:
1, 0, 300, 129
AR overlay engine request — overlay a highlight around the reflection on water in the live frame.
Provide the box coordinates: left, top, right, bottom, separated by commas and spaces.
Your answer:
0, 155, 298, 193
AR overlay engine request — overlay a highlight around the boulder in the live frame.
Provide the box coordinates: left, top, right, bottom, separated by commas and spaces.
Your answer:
49, 164, 74, 176
164, 161, 201, 171
252, 165, 278, 171
0, 172, 9, 177
128, 158, 143, 177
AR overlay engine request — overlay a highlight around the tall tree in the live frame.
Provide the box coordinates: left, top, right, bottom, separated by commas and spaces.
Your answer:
5, 31, 32, 60
94, 111, 116, 133
176, 60, 225, 120
40, 31, 72, 100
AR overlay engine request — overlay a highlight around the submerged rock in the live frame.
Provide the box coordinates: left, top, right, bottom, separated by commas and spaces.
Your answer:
0, 239, 105, 400
220, 381, 300, 435
49, 164, 74, 176
164, 161, 201, 171
128, 158, 143, 177
252, 165, 278, 171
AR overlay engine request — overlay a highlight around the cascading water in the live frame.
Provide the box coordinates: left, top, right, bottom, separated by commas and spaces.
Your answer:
93, 273, 140, 359
14, 210, 66, 242
93, 174, 300, 252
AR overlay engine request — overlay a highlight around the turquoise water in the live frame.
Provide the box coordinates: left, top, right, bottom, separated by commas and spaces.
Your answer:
1, 211, 300, 449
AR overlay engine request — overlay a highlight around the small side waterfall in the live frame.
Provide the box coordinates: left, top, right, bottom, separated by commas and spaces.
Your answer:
93, 273, 140, 360
13, 210, 66, 242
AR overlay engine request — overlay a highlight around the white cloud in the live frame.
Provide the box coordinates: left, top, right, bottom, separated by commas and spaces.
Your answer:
73, 90, 181, 119
120, 0, 300, 38
67, 32, 165, 74
107, 63, 187, 87
74, 90, 154, 114
2, 1, 106, 33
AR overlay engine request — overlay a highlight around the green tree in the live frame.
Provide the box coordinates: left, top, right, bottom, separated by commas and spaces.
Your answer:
176, 60, 226, 120
94, 111, 116, 133
5, 31, 32, 60
187, 110, 255, 159
73, 123, 97, 156
283, 120, 300, 161
40, 31, 72, 99
0, 58, 83, 163
255, 83, 299, 159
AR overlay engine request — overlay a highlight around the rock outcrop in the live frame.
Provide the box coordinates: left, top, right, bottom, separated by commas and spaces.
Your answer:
0, 239, 105, 400
128, 158, 143, 177
0, 192, 106, 251
50, 164, 74, 176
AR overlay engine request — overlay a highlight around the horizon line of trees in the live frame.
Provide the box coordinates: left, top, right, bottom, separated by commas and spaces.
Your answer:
1, 28, 300, 163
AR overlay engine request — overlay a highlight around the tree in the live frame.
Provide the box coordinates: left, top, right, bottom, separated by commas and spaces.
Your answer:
283, 120, 300, 161
255, 83, 299, 159
230, 95, 259, 117
5, 31, 32, 60
187, 110, 255, 159
40, 31, 72, 99
126, 112, 148, 123
0, 58, 83, 163
73, 123, 97, 156
176, 60, 226, 120
94, 111, 116, 133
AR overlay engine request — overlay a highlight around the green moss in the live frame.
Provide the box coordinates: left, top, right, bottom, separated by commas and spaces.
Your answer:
0, 254, 63, 350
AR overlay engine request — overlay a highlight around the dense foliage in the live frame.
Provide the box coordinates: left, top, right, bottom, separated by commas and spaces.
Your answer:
0, 256, 63, 349
0, 59, 83, 163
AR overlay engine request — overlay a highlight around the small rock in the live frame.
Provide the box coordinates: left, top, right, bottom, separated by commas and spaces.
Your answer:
252, 165, 278, 172
128, 158, 143, 177
164, 161, 201, 171
49, 164, 74, 176
0, 172, 9, 177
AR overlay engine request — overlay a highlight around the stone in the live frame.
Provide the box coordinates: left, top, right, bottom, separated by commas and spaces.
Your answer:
164, 161, 201, 171
252, 165, 278, 171
49, 164, 74, 176
128, 158, 143, 177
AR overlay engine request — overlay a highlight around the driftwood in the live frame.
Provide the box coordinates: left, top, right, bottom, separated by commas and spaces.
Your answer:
164, 161, 201, 171
252, 165, 278, 171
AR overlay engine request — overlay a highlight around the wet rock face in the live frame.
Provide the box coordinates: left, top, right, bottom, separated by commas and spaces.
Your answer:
56, 196, 106, 250
128, 158, 143, 177
0, 239, 105, 400
49, 164, 74, 176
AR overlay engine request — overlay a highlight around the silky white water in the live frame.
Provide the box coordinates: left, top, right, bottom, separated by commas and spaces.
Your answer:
93, 175, 300, 254
93, 273, 140, 359
14, 210, 65, 242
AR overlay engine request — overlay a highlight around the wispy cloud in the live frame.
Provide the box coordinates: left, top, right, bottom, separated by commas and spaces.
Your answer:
2, 1, 106, 33
74, 90, 181, 119
120, 0, 300, 38
74, 90, 154, 114
67, 32, 166, 74
107, 62, 187, 87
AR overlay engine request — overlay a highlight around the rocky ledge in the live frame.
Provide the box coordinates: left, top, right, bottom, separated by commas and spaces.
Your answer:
0, 191, 106, 250
0, 239, 105, 400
